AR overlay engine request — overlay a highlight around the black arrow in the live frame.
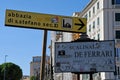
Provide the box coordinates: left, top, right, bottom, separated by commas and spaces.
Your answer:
75, 19, 85, 30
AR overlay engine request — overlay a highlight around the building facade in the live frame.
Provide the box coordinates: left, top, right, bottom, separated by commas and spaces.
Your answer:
30, 56, 41, 78
30, 56, 50, 80
79, 0, 120, 80
51, 31, 73, 80
51, 0, 120, 80
21, 75, 30, 80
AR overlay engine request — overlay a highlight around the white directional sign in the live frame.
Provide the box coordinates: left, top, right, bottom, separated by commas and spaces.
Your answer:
55, 41, 115, 73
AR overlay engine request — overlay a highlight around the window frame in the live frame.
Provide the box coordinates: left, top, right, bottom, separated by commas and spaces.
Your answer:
115, 13, 120, 21
97, 2, 100, 9
112, 0, 120, 5
116, 30, 120, 39
89, 24, 91, 32
89, 11, 91, 18
97, 17, 100, 25
116, 0, 120, 4
93, 6, 95, 14
93, 21, 95, 28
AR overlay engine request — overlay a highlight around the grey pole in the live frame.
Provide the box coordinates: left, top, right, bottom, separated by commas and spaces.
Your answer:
40, 30, 47, 80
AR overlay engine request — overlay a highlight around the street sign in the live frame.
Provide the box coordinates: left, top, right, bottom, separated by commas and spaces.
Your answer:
55, 41, 115, 73
5, 9, 86, 33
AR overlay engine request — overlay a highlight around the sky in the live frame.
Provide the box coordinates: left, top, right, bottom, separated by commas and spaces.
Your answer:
0, 0, 89, 75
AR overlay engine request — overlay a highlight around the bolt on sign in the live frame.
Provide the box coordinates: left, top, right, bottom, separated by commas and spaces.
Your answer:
5, 9, 87, 33
55, 40, 115, 73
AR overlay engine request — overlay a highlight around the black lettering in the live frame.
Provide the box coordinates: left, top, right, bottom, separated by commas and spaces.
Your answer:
84, 51, 88, 57
8, 18, 13, 23
49, 24, 52, 27
69, 46, 74, 50
38, 22, 41, 26
15, 20, 18, 23
16, 13, 19, 17
108, 59, 113, 64
12, 12, 15, 17
96, 51, 101, 56
25, 20, 28, 24
88, 51, 92, 57
33, 22, 37, 25
46, 23, 49, 27
19, 20, 21, 24
31, 22, 34, 25
43, 23, 45, 26
8, 13, 11, 17
22, 20, 25, 24
27, 21, 31, 24
28, 15, 31, 19
83, 51, 113, 57
75, 52, 83, 57
9, 12, 31, 19
83, 45, 89, 49
20, 14, 23, 18
54, 24, 58, 27
101, 51, 106, 57
23, 15, 26, 18
106, 51, 112, 57
91, 51, 96, 57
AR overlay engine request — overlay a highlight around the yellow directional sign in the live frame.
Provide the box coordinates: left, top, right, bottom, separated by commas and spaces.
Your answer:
5, 9, 87, 33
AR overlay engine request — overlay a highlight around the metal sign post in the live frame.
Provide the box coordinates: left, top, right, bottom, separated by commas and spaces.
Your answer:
90, 73, 93, 80
77, 73, 80, 80
40, 30, 47, 80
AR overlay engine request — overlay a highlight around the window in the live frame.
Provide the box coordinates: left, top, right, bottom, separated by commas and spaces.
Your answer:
97, 2, 100, 9
93, 7, 95, 14
115, 13, 120, 21
82, 74, 89, 79
89, 24, 91, 32
116, 48, 120, 57
97, 34, 100, 40
56, 31, 62, 35
33, 57, 41, 62
112, 0, 115, 5
89, 11, 91, 18
112, 0, 120, 5
116, 0, 120, 4
97, 17, 100, 25
117, 66, 120, 75
116, 30, 120, 39
84, 14, 88, 19
93, 21, 95, 28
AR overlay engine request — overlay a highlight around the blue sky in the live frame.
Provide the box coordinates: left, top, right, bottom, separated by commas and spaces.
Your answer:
0, 0, 89, 75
